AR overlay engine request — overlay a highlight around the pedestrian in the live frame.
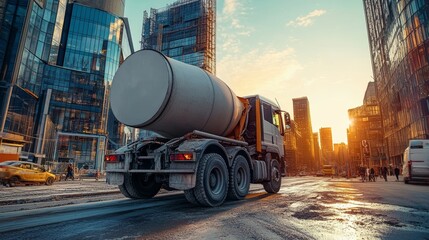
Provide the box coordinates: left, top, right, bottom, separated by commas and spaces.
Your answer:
65, 163, 74, 181
382, 166, 388, 182
366, 167, 370, 182
394, 166, 400, 181
370, 167, 375, 182
359, 166, 366, 182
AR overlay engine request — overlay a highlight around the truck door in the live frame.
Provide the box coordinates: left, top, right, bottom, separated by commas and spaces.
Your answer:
262, 103, 275, 144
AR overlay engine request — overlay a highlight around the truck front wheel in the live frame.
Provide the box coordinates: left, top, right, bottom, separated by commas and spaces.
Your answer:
120, 173, 162, 199
227, 155, 250, 200
194, 153, 229, 207
263, 159, 282, 193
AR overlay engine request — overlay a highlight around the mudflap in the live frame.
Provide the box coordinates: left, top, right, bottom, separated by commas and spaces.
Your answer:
169, 173, 196, 190
106, 173, 124, 185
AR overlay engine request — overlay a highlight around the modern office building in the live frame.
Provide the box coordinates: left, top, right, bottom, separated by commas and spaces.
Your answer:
319, 127, 333, 165
284, 120, 301, 175
141, 0, 216, 74
292, 97, 315, 171
347, 82, 384, 173
363, 0, 429, 165
0, 0, 133, 169
313, 132, 321, 170
333, 143, 349, 176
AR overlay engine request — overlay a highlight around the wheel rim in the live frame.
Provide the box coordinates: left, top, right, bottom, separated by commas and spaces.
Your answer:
237, 166, 247, 188
237, 168, 243, 186
273, 167, 280, 182
209, 167, 224, 194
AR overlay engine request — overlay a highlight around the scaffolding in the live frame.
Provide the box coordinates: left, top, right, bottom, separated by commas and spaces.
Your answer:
141, 0, 216, 74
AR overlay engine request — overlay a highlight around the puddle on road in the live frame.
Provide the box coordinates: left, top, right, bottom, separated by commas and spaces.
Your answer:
279, 181, 429, 239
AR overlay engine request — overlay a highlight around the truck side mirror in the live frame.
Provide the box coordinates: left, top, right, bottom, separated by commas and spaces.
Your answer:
284, 112, 291, 127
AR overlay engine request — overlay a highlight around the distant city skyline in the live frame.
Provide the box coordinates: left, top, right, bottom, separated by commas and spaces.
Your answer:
125, 0, 373, 144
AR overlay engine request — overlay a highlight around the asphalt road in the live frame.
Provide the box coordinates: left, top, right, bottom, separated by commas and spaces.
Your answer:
0, 176, 428, 240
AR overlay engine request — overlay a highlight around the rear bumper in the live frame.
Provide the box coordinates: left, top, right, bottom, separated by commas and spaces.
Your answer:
411, 166, 429, 178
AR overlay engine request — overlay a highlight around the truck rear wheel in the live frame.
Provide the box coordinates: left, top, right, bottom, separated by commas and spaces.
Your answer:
227, 155, 250, 200
184, 189, 200, 205
263, 159, 282, 193
121, 173, 162, 199
194, 153, 229, 207
118, 184, 132, 198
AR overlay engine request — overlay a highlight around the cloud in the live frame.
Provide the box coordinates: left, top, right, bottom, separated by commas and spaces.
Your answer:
218, 0, 254, 54
217, 48, 303, 98
287, 9, 327, 27
223, 0, 237, 15
217, 1, 302, 106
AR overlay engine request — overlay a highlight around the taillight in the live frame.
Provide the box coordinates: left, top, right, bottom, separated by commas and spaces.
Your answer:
170, 153, 194, 161
105, 154, 123, 163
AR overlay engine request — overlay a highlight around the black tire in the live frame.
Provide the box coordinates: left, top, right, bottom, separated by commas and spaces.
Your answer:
263, 159, 282, 193
118, 184, 133, 198
184, 189, 200, 205
404, 177, 409, 184
9, 176, 19, 187
194, 153, 229, 207
227, 155, 250, 200
121, 173, 162, 199
45, 177, 54, 186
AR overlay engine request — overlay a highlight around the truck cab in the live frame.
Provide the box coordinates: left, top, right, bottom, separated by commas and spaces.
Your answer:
243, 95, 288, 174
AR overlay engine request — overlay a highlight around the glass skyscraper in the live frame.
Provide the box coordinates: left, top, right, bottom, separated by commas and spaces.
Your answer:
0, 0, 132, 169
292, 97, 315, 172
363, 0, 429, 165
141, 0, 216, 74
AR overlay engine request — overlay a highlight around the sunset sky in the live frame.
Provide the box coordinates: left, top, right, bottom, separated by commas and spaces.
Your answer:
124, 0, 373, 144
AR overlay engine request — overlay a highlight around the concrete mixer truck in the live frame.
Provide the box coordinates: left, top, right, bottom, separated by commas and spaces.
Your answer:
105, 50, 291, 207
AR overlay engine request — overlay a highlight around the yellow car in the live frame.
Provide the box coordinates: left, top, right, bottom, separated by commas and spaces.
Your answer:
0, 161, 56, 187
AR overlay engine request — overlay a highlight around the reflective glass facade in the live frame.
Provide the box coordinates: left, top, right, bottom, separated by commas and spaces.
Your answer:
347, 83, 384, 174
292, 97, 315, 172
142, 0, 216, 74
0, 0, 132, 169
364, 0, 429, 165
0, 0, 34, 151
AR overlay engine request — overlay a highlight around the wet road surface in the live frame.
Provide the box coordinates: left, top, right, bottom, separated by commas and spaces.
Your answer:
0, 176, 428, 239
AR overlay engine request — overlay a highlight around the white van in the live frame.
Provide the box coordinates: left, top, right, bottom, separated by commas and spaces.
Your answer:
402, 140, 429, 183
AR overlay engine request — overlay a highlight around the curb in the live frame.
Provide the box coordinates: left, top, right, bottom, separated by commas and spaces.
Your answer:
0, 190, 121, 206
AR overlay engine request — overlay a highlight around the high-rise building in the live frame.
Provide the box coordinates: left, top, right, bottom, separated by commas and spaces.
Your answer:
284, 120, 301, 175
292, 97, 315, 171
363, 0, 429, 165
313, 132, 321, 170
0, 0, 133, 168
319, 127, 333, 165
141, 0, 216, 74
333, 143, 349, 176
347, 82, 384, 173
